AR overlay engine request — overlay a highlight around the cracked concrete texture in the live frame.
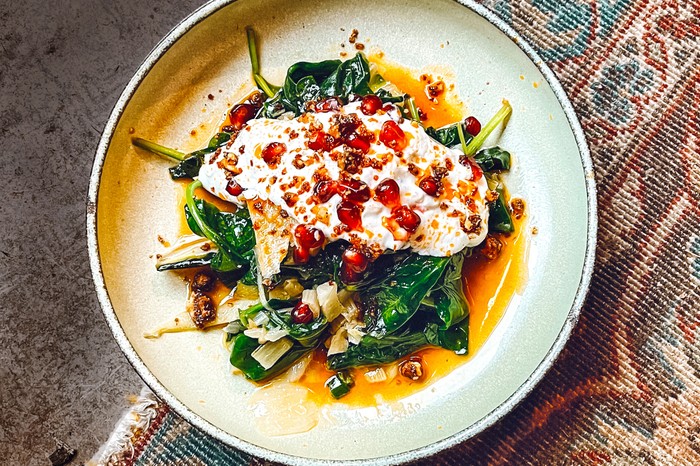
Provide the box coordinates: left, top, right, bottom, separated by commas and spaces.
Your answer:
0, 1, 202, 463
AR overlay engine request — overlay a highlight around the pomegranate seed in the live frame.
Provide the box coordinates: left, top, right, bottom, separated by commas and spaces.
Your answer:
419, 177, 439, 197
464, 116, 481, 136
337, 201, 363, 230
342, 248, 369, 273
468, 158, 483, 181
345, 133, 371, 153
315, 97, 342, 113
308, 130, 337, 152
291, 302, 314, 324
338, 179, 370, 203
229, 103, 257, 130
360, 95, 382, 115
225, 179, 244, 196
295, 224, 325, 249
382, 103, 395, 112
374, 179, 400, 208
379, 120, 408, 151
341, 265, 362, 283
293, 247, 310, 264
313, 180, 339, 203
261, 142, 286, 166
392, 205, 421, 233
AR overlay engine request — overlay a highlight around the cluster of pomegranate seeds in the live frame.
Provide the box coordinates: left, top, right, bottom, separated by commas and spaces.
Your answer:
228, 103, 257, 130
315, 97, 342, 113
419, 176, 439, 197
261, 142, 286, 167
360, 95, 382, 115
338, 179, 370, 203
391, 205, 421, 233
374, 179, 400, 208
379, 120, 408, 151
336, 200, 363, 231
225, 179, 244, 196
291, 301, 314, 324
464, 116, 482, 136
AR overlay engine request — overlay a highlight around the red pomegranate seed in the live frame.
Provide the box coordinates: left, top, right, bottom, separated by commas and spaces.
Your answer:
313, 180, 338, 203
291, 302, 314, 324
464, 116, 481, 136
337, 201, 363, 230
419, 177, 439, 197
392, 205, 421, 233
338, 179, 371, 203
229, 103, 257, 130
382, 103, 395, 112
315, 97, 342, 113
225, 179, 244, 196
293, 247, 310, 264
294, 224, 325, 249
379, 120, 408, 151
360, 95, 382, 115
342, 248, 369, 273
308, 130, 337, 152
261, 142, 286, 166
341, 265, 362, 284
374, 179, 400, 208
468, 158, 483, 181
346, 133, 371, 153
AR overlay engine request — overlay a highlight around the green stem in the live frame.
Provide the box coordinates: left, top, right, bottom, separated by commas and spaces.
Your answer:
132, 137, 186, 161
462, 100, 512, 157
246, 26, 280, 98
457, 120, 469, 156
246, 26, 260, 74
254, 74, 280, 98
185, 180, 244, 262
406, 97, 421, 123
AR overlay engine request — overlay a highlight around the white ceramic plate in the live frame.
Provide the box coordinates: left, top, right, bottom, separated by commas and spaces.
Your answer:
88, 0, 596, 463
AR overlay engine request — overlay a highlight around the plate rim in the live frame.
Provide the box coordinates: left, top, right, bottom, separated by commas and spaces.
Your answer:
86, 0, 597, 464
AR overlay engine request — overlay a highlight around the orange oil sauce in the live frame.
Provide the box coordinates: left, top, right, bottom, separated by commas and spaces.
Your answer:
297, 218, 526, 405
369, 55, 463, 129
172, 60, 527, 406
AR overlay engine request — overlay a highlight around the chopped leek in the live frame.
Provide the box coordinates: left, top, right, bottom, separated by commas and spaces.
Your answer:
251, 337, 294, 370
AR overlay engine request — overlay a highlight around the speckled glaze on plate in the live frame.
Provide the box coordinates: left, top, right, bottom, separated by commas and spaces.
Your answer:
87, 0, 596, 463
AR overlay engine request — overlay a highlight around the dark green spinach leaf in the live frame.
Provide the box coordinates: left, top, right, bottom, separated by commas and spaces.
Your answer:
425, 123, 472, 148
363, 254, 450, 336
474, 146, 511, 172
169, 132, 232, 179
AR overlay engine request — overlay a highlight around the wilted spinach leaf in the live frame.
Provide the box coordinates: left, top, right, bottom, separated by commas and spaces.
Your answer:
474, 146, 511, 172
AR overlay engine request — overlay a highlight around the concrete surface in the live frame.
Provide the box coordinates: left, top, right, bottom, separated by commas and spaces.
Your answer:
0, 1, 202, 464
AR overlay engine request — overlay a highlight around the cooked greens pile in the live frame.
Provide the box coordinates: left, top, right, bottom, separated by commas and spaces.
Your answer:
134, 27, 514, 398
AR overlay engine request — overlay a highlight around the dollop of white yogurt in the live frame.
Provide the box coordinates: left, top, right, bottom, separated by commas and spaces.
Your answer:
198, 101, 489, 257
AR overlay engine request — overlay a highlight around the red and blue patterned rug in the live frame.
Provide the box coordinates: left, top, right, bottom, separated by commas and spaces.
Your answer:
93, 0, 700, 464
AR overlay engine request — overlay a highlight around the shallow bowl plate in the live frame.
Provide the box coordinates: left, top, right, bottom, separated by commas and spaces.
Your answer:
88, 0, 596, 463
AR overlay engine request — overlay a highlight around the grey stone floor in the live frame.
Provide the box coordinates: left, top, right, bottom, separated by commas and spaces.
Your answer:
0, 1, 202, 464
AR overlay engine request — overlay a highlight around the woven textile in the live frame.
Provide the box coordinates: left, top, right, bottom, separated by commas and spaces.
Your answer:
94, 0, 700, 464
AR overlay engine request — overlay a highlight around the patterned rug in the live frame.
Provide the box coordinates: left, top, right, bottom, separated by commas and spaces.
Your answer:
92, 0, 700, 464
